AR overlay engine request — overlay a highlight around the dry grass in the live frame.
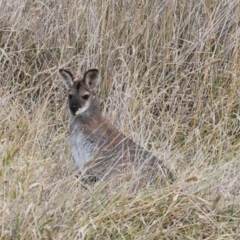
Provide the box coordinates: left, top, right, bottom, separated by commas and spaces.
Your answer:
1, 0, 240, 239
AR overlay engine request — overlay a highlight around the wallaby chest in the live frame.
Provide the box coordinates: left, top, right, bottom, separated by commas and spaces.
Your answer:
69, 124, 95, 168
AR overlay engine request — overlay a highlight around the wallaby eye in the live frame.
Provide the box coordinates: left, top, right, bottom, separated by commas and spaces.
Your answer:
82, 94, 89, 100
68, 94, 73, 100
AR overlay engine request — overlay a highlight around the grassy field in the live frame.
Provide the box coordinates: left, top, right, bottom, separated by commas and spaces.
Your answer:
1, 0, 240, 239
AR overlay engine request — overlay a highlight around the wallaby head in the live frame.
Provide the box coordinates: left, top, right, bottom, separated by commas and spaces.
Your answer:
59, 68, 100, 117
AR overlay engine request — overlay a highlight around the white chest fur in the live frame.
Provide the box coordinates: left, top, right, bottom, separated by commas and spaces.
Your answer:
69, 126, 95, 169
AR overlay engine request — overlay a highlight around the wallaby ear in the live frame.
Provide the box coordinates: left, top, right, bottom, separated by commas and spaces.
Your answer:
83, 69, 99, 89
59, 69, 74, 90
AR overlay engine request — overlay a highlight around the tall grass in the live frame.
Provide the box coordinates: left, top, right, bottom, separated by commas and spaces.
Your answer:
1, 0, 240, 239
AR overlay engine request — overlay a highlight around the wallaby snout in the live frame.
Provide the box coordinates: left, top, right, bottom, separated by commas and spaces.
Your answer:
69, 102, 80, 115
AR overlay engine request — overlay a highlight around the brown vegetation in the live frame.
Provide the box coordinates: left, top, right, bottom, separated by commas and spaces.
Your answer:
1, 0, 240, 239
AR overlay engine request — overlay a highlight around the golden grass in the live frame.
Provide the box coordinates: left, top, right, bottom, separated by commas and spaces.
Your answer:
1, 0, 240, 239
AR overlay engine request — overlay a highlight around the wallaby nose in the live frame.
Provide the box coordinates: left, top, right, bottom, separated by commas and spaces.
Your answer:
70, 103, 79, 115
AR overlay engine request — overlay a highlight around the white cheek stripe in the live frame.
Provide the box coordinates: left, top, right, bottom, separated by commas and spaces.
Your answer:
75, 101, 91, 116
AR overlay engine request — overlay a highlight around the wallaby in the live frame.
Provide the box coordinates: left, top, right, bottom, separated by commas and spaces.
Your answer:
59, 68, 173, 184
